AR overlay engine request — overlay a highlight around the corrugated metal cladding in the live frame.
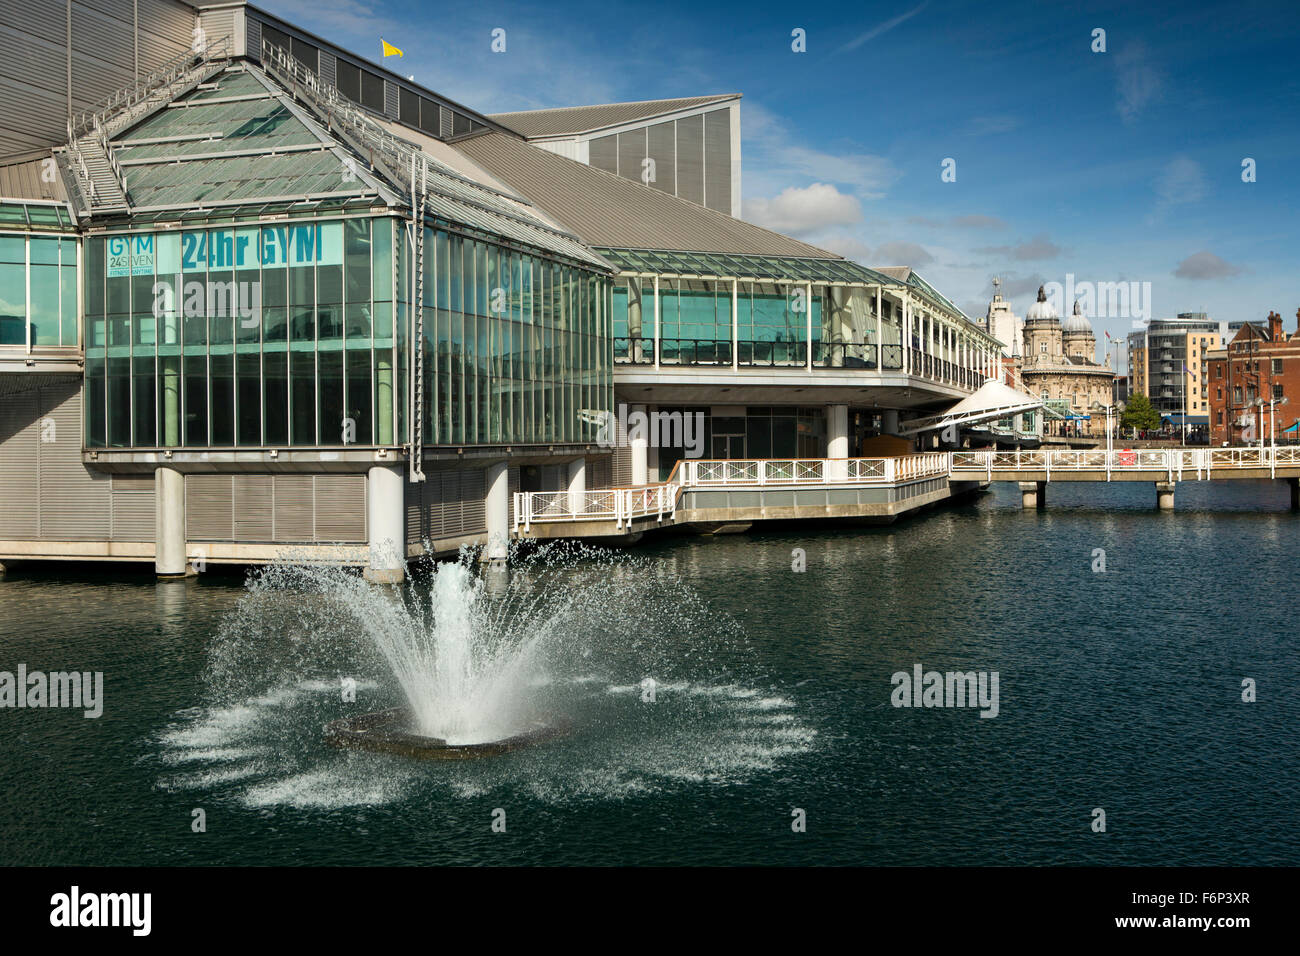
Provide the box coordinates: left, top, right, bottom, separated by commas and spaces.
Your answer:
702, 108, 731, 214
185, 474, 367, 543
245, 14, 261, 63
0, 157, 67, 202
646, 120, 675, 195
0, 0, 195, 157
439, 106, 453, 140
405, 468, 488, 546
384, 82, 399, 120
489, 95, 737, 139
0, 380, 153, 543
617, 127, 644, 182
319, 49, 336, 87
196, 6, 238, 57
674, 114, 703, 205
588, 134, 617, 175
455, 131, 827, 257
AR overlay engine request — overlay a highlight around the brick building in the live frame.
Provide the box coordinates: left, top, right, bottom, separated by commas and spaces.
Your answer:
1207, 310, 1300, 445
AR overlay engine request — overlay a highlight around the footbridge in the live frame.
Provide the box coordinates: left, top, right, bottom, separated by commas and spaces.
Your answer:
513, 446, 1300, 540
950, 446, 1300, 509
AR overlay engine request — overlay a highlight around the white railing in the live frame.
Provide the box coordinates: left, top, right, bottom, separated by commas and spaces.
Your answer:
680, 453, 948, 487
515, 483, 682, 532
515, 445, 1300, 531
513, 452, 951, 530
951, 446, 1299, 481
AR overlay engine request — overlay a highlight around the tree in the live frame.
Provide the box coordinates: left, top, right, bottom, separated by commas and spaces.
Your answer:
1121, 393, 1160, 433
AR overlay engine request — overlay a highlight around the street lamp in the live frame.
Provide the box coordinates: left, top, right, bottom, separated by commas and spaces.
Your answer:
1092, 401, 1115, 462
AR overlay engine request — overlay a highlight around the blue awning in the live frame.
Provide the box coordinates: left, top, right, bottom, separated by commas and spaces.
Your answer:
1161, 414, 1208, 425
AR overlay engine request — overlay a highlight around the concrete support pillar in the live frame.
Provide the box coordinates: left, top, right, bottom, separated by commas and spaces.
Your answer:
826, 404, 849, 480
155, 466, 189, 577
630, 403, 649, 484
365, 464, 406, 583
483, 461, 509, 563
1290, 477, 1300, 512
882, 409, 900, 435
1018, 480, 1046, 510
567, 457, 587, 516
1156, 481, 1176, 511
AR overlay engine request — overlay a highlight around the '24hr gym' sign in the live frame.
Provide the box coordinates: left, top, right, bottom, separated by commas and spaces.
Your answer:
107, 222, 342, 277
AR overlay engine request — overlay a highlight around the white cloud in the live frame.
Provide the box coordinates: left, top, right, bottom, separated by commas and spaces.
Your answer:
742, 183, 862, 236
815, 234, 874, 264
743, 102, 897, 199
873, 241, 934, 266
1115, 43, 1164, 123
1156, 156, 1207, 206
975, 234, 1061, 260
838, 3, 929, 53
1173, 251, 1244, 280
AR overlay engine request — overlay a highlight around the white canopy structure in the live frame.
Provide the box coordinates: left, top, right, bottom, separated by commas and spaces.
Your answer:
899, 378, 1058, 435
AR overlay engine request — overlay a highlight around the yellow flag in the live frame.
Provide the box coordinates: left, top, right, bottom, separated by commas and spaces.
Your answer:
381, 38, 403, 58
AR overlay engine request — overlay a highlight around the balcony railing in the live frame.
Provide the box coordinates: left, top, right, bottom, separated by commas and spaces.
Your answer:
613, 337, 976, 384
513, 452, 952, 530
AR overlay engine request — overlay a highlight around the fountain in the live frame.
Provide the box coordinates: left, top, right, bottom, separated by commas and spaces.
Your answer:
322, 559, 566, 757
159, 544, 814, 808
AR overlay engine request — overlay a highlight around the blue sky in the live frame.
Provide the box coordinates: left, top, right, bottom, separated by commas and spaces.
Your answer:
263, 0, 1300, 362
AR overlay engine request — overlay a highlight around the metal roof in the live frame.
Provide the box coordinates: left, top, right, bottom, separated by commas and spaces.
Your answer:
90, 64, 610, 269
490, 95, 739, 139
453, 131, 840, 259
597, 247, 901, 285
0, 156, 68, 203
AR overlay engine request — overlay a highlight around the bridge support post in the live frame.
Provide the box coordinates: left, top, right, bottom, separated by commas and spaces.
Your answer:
365, 464, 406, 583
1018, 481, 1044, 509
1289, 477, 1299, 511
1155, 481, 1176, 511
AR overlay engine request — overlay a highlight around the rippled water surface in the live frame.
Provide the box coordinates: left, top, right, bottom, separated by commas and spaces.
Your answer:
1, 480, 1296, 865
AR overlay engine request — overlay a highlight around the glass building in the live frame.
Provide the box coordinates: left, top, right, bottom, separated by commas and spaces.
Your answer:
81, 218, 610, 450
0, 201, 80, 350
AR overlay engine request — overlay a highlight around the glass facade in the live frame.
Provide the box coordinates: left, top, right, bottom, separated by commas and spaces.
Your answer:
0, 204, 79, 349
612, 280, 823, 366
406, 225, 612, 446
82, 214, 612, 450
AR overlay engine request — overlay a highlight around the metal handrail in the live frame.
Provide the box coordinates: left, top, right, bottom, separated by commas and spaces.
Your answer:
70, 36, 231, 140
950, 446, 1286, 479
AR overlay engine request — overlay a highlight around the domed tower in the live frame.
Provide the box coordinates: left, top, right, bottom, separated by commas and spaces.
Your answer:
1062, 300, 1096, 362
1022, 286, 1062, 365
